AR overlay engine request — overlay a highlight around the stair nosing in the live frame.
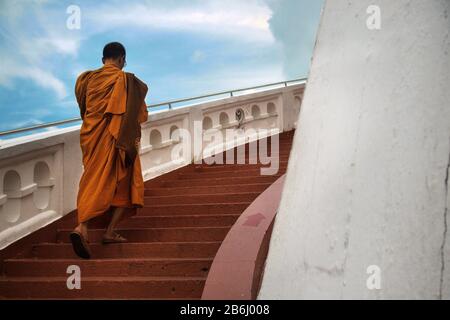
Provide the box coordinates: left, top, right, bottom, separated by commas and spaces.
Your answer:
5, 257, 214, 263
141, 201, 252, 207
144, 192, 261, 199
144, 182, 273, 190
31, 241, 223, 247
57, 226, 232, 232
0, 276, 208, 282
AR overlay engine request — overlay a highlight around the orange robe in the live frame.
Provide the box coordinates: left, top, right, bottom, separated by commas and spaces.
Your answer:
75, 64, 148, 223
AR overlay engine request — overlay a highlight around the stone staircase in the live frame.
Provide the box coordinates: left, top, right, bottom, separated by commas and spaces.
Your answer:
0, 130, 295, 299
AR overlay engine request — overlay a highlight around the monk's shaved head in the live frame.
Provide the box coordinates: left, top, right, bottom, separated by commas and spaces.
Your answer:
102, 42, 126, 69
103, 42, 126, 60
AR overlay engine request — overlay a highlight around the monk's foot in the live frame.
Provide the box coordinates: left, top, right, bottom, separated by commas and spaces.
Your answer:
70, 229, 91, 259
102, 232, 128, 244
74, 224, 89, 243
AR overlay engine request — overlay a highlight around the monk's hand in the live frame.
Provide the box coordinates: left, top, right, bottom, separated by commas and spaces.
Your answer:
135, 138, 140, 150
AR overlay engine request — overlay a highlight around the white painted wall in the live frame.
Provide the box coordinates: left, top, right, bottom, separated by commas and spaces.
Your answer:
259, 0, 450, 299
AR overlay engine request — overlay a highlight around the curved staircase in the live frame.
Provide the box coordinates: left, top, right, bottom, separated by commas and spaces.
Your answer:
0, 130, 295, 299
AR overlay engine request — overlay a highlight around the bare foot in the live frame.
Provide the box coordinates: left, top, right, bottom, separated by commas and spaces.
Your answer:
102, 232, 127, 244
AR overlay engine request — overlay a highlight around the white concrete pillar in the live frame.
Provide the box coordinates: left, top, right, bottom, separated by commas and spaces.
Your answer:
259, 0, 450, 299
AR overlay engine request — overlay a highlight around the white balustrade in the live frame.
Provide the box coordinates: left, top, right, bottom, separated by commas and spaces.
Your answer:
0, 83, 304, 249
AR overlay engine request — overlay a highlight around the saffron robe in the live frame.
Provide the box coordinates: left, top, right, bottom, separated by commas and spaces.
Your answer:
75, 64, 148, 223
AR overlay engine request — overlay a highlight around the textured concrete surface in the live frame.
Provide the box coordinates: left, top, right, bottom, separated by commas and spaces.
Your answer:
259, 0, 450, 299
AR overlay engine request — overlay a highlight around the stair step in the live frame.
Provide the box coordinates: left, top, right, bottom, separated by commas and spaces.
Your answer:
0, 276, 205, 299
57, 212, 240, 228
202, 154, 291, 162
201, 151, 292, 158
145, 164, 287, 188
203, 142, 294, 153
4, 258, 213, 277
138, 202, 251, 215
144, 193, 259, 205
56, 227, 231, 243
119, 214, 240, 228
26, 242, 222, 259
192, 161, 288, 172
195, 158, 290, 168
177, 168, 287, 179
160, 175, 282, 187
202, 144, 293, 155
144, 183, 271, 196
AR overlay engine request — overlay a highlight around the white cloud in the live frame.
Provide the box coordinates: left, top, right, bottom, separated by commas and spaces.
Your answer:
25, 67, 67, 99
14, 35, 81, 67
156, 62, 285, 100
0, 0, 80, 99
190, 50, 206, 63
266, 0, 324, 78
0, 61, 67, 99
88, 0, 274, 44
37, 37, 80, 56
0, 0, 50, 22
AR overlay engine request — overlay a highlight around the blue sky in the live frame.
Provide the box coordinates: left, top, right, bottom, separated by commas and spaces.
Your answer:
0, 0, 323, 135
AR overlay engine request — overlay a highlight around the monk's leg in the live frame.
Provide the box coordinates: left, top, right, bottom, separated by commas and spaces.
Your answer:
74, 222, 89, 241
71, 221, 91, 259
104, 206, 127, 241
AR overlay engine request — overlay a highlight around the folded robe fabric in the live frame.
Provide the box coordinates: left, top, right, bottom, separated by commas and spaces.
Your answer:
75, 64, 148, 223
116, 73, 148, 168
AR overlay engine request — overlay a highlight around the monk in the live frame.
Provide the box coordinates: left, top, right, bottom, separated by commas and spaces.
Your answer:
70, 42, 149, 259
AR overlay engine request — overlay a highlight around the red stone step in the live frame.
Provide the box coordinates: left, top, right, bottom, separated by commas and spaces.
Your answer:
205, 150, 292, 158
144, 183, 271, 196
144, 193, 259, 205
58, 214, 240, 229
145, 164, 287, 188
202, 154, 291, 163
0, 276, 205, 299
206, 141, 294, 152
201, 150, 291, 156
138, 202, 251, 215
159, 175, 282, 187
202, 147, 291, 155
4, 258, 213, 277
196, 159, 290, 169
120, 214, 240, 228
245, 155, 290, 161
192, 161, 288, 172
177, 168, 287, 179
56, 226, 231, 243
25, 242, 221, 259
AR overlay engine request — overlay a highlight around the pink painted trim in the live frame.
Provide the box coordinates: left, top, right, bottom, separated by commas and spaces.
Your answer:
201, 174, 286, 300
